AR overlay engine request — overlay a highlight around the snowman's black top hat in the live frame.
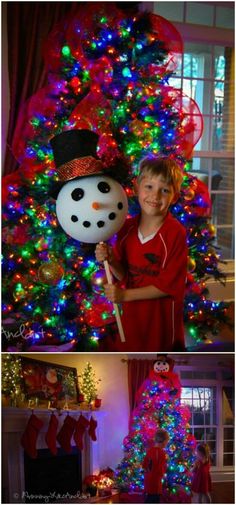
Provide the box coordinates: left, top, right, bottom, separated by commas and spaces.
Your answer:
49, 128, 131, 199
51, 129, 103, 180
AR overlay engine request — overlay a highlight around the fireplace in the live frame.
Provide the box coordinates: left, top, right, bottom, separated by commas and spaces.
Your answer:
24, 448, 82, 503
2, 407, 105, 503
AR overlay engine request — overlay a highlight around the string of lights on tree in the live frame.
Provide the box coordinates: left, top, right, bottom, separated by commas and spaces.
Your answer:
1, 354, 23, 397
2, 2, 229, 350
115, 365, 196, 503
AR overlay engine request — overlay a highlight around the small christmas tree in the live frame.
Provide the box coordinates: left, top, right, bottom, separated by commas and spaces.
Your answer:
79, 362, 101, 405
2, 354, 23, 397
115, 356, 196, 502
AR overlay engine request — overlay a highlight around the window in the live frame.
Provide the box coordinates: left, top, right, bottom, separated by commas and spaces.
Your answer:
153, 2, 234, 259
179, 367, 234, 470
181, 386, 217, 465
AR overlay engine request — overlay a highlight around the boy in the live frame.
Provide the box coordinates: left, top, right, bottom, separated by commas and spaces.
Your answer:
142, 429, 169, 503
95, 155, 188, 351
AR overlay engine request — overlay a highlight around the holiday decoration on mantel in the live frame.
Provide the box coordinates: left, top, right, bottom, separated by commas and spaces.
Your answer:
1, 354, 24, 406
2, 2, 230, 350
115, 355, 196, 503
79, 362, 101, 407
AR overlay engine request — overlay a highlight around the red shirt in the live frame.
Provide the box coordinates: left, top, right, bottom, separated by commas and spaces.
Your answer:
192, 461, 212, 493
143, 446, 167, 494
113, 212, 187, 351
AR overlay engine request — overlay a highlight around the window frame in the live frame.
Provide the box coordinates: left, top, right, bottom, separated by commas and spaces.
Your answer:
179, 366, 234, 472
152, 2, 234, 260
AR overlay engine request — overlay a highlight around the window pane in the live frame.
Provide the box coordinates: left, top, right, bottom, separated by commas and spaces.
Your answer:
168, 76, 182, 89
154, 2, 184, 22
216, 7, 235, 29
212, 193, 234, 226
215, 226, 234, 260
206, 428, 217, 439
193, 428, 205, 441
224, 428, 234, 439
194, 411, 204, 424
224, 440, 234, 452
186, 2, 214, 26
212, 158, 234, 191
224, 453, 234, 465
196, 116, 211, 150
214, 47, 226, 80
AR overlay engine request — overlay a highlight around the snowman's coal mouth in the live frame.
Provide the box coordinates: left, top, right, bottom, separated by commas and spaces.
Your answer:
71, 210, 120, 228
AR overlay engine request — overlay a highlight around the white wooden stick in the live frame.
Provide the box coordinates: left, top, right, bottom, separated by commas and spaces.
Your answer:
103, 259, 126, 343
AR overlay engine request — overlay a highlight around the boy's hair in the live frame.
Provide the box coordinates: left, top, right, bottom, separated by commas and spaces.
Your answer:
138, 155, 183, 193
197, 443, 210, 462
155, 429, 169, 444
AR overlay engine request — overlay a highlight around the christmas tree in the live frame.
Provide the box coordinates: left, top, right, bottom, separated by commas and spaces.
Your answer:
115, 356, 196, 503
79, 362, 101, 405
1, 354, 23, 397
2, 2, 229, 350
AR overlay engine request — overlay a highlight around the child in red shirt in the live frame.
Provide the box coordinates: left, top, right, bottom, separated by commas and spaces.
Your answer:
191, 443, 212, 503
142, 429, 169, 503
95, 156, 187, 351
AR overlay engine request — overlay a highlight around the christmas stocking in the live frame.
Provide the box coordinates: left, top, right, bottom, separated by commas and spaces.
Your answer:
88, 416, 97, 442
74, 414, 90, 450
45, 413, 59, 455
21, 413, 44, 459
56, 415, 76, 453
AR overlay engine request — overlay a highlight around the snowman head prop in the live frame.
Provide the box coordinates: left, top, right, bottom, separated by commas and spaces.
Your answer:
153, 355, 175, 373
50, 129, 128, 243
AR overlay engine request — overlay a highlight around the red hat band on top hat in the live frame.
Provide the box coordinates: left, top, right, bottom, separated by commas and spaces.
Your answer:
57, 156, 103, 181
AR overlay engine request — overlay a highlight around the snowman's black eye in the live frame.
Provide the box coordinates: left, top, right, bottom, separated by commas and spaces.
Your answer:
71, 188, 84, 201
117, 202, 123, 210
98, 181, 110, 193
71, 215, 78, 222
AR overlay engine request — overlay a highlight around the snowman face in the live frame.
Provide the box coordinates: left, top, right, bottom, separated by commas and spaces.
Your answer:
56, 175, 128, 243
154, 360, 170, 373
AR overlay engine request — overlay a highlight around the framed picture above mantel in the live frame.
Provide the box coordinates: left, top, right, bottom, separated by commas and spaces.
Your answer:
20, 356, 78, 406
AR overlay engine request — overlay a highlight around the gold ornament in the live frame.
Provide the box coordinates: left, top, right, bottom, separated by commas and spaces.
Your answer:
208, 224, 216, 237
91, 270, 107, 290
187, 256, 196, 272
38, 262, 64, 285
184, 188, 195, 201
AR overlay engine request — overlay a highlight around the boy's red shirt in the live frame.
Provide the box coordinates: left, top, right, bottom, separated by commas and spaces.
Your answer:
143, 446, 167, 494
113, 212, 188, 351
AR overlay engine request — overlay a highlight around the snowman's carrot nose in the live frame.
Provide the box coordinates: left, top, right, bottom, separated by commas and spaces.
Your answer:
92, 201, 100, 210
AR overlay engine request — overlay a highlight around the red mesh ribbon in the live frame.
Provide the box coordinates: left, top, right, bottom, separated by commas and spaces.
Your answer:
161, 86, 204, 158
150, 14, 183, 72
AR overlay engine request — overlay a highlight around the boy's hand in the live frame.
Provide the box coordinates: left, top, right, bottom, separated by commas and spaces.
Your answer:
104, 284, 125, 303
95, 243, 113, 263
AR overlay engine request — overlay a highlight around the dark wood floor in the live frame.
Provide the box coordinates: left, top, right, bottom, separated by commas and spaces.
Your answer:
92, 481, 235, 504
56, 480, 234, 504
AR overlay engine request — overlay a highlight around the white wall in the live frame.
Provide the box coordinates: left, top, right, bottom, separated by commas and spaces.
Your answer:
21, 353, 130, 469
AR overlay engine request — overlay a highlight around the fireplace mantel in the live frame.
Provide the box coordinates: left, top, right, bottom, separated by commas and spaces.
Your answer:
2, 407, 106, 503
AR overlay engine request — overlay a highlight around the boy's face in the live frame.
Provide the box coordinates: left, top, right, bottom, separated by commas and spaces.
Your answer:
137, 173, 177, 218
